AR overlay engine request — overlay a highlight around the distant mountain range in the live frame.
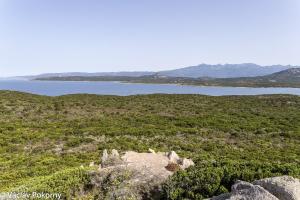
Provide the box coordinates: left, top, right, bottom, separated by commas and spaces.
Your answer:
157, 63, 295, 78
12, 63, 299, 80
14, 71, 154, 80
37, 68, 300, 88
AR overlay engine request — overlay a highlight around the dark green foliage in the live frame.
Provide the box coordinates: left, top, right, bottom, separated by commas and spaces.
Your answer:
163, 167, 224, 199
11, 167, 91, 199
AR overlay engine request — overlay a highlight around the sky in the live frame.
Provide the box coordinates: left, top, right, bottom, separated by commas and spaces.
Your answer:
0, 0, 300, 76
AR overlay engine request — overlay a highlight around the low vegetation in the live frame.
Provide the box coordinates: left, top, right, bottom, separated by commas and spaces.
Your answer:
0, 91, 299, 199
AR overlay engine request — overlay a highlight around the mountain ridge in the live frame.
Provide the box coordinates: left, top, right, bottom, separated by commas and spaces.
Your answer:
9, 63, 299, 80
157, 63, 296, 78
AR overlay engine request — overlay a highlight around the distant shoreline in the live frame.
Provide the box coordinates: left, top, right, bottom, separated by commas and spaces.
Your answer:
34, 76, 300, 88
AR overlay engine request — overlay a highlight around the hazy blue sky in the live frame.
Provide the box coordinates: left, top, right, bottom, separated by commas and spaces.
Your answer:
0, 0, 300, 76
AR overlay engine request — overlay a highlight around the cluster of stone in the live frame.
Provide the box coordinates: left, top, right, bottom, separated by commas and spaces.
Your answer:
89, 149, 195, 199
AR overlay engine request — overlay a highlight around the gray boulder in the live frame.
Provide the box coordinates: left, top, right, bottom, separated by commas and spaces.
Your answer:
211, 181, 279, 200
231, 181, 279, 200
253, 176, 300, 200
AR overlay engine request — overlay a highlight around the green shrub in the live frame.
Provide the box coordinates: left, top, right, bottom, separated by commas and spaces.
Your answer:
163, 167, 224, 199
10, 167, 91, 199
0, 92, 299, 198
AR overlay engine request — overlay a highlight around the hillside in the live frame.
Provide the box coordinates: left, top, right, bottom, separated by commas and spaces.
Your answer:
158, 63, 294, 78
184, 68, 300, 87
200, 68, 300, 87
264, 68, 300, 81
0, 91, 299, 199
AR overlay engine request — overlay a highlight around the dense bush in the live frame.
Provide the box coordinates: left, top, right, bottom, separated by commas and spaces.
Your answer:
11, 167, 91, 199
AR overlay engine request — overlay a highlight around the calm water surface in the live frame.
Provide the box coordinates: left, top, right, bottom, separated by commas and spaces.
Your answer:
0, 80, 300, 96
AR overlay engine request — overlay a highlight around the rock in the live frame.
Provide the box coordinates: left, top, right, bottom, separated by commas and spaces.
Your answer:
167, 151, 180, 163
101, 149, 123, 167
148, 148, 156, 154
101, 149, 108, 165
210, 193, 231, 200
179, 158, 195, 169
211, 181, 279, 200
121, 151, 172, 180
231, 181, 279, 200
253, 176, 300, 200
231, 180, 254, 191
111, 149, 120, 158
89, 162, 95, 167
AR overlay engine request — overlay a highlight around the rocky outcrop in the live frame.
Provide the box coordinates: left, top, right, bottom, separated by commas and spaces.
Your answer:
91, 149, 194, 199
211, 176, 300, 200
94, 150, 300, 200
253, 176, 300, 200
100, 149, 194, 170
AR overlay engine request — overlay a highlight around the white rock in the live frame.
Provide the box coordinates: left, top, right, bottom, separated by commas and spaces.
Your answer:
148, 148, 156, 154
111, 149, 120, 158
167, 151, 180, 163
101, 149, 108, 165
179, 158, 195, 169
89, 162, 95, 167
253, 176, 300, 200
